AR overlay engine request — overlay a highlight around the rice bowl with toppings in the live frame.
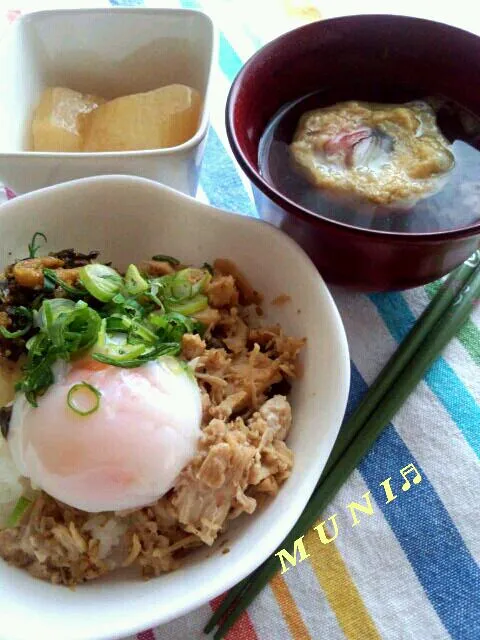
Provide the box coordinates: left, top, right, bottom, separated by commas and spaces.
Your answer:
0, 175, 349, 640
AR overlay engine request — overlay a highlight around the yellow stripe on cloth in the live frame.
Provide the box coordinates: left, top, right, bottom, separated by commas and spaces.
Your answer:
305, 527, 381, 640
270, 572, 312, 640
283, 0, 322, 21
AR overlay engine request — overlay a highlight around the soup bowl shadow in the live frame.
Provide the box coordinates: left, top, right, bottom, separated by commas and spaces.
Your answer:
226, 14, 480, 292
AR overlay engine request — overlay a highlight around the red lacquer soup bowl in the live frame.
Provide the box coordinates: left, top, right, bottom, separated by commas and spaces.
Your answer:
226, 14, 480, 291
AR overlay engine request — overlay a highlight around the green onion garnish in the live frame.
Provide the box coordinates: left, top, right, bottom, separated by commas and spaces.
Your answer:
8, 253, 210, 407
165, 294, 209, 316
95, 341, 147, 362
93, 342, 180, 368
15, 301, 102, 407
67, 381, 101, 416
173, 268, 211, 300
5, 496, 33, 528
152, 268, 211, 310
48, 301, 102, 354
36, 298, 75, 330
79, 264, 123, 302
43, 268, 86, 297
151, 254, 180, 266
43, 273, 56, 293
148, 311, 204, 340
0, 306, 33, 339
28, 232, 47, 259
124, 264, 148, 296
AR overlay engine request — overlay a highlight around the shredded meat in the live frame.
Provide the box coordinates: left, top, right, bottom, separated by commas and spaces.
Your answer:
193, 307, 221, 329
181, 334, 206, 360
172, 396, 293, 545
213, 258, 263, 305
0, 257, 305, 585
206, 275, 239, 308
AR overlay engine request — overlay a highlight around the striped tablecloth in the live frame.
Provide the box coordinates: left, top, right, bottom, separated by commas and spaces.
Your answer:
2, 3, 480, 640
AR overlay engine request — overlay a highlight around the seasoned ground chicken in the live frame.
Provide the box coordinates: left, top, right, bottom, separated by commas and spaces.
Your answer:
12, 257, 80, 289
206, 275, 239, 308
138, 260, 175, 276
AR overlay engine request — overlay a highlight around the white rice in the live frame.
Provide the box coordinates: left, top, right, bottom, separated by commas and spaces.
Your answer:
82, 514, 128, 561
0, 437, 23, 528
0, 356, 24, 527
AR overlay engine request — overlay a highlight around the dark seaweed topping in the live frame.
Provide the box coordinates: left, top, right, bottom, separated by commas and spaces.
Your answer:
0, 406, 12, 439
50, 249, 100, 269
151, 255, 180, 266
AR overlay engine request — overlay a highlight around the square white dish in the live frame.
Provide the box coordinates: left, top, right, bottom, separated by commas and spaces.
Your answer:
0, 9, 214, 195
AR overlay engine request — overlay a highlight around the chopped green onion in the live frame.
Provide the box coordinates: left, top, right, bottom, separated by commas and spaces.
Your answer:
172, 268, 211, 300
48, 301, 101, 354
43, 268, 86, 296
67, 381, 101, 416
79, 264, 123, 302
151, 254, 180, 266
16, 300, 103, 407
145, 283, 165, 310
103, 314, 157, 344
42, 273, 56, 293
93, 342, 180, 368
166, 294, 209, 316
124, 264, 148, 296
11, 252, 210, 406
95, 341, 147, 362
5, 496, 33, 528
0, 326, 28, 340
154, 268, 211, 307
105, 296, 147, 320
105, 315, 128, 333
148, 311, 202, 339
28, 232, 47, 259
37, 298, 75, 330
16, 332, 57, 407
0, 307, 33, 339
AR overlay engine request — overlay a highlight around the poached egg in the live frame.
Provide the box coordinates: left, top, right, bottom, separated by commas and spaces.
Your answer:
8, 356, 202, 512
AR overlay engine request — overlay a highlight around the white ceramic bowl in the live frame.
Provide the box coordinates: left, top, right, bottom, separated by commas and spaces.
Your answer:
0, 9, 214, 196
0, 175, 350, 640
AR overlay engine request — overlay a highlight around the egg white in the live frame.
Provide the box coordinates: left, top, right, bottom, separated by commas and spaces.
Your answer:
8, 356, 202, 513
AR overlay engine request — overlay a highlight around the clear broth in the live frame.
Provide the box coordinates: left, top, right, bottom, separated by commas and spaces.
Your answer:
259, 90, 480, 233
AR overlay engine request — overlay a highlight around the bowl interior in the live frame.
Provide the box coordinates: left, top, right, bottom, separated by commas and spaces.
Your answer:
229, 14, 480, 232
0, 9, 214, 153
0, 176, 349, 640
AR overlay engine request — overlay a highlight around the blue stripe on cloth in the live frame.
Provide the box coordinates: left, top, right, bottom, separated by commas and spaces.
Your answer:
178, 1, 255, 214
348, 362, 480, 640
179, 0, 243, 82
370, 292, 480, 458
178, 0, 200, 7
218, 32, 243, 82
200, 128, 256, 216
109, 0, 144, 5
